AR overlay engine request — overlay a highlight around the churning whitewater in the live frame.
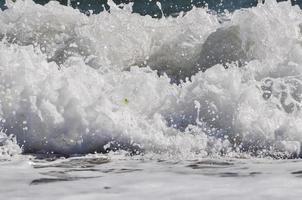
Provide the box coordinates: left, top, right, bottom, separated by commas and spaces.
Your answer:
0, 0, 302, 158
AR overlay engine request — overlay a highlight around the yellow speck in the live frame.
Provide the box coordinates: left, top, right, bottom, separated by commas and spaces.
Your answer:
124, 98, 129, 105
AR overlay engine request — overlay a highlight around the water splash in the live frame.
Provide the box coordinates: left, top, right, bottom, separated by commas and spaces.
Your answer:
0, 0, 302, 158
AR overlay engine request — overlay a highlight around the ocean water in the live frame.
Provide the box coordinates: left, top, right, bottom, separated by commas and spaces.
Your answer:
1, 0, 302, 199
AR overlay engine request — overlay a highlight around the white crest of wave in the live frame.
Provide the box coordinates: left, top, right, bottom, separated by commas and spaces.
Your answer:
0, 0, 302, 158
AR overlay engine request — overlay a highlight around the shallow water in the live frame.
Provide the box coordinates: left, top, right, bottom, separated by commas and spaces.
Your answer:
2, 154, 302, 200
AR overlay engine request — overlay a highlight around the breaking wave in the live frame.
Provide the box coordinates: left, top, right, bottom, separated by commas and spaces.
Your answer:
1, 0, 302, 158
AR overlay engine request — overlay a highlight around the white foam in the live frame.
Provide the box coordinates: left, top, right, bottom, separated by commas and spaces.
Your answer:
0, 0, 302, 157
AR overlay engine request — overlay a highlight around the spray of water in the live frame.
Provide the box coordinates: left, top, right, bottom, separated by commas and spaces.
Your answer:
0, 0, 302, 158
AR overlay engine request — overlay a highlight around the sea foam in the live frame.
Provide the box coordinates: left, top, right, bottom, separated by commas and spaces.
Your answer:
0, 0, 302, 158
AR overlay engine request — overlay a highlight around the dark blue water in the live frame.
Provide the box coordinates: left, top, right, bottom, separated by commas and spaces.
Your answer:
1, 0, 301, 17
